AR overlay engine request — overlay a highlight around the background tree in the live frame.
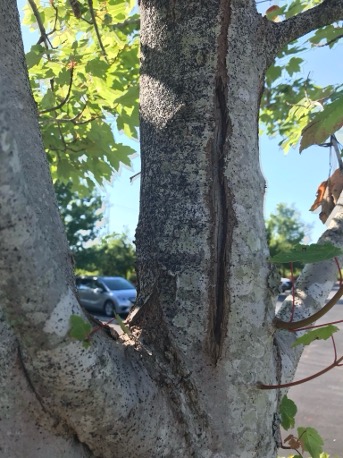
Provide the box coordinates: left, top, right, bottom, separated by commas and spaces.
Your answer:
54, 181, 103, 252
54, 184, 136, 276
266, 203, 308, 275
2, 1, 343, 458
75, 233, 136, 278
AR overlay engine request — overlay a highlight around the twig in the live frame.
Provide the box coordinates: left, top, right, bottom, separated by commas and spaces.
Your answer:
258, 354, 343, 390
39, 66, 74, 114
27, 0, 51, 49
315, 33, 343, 48
88, 0, 108, 62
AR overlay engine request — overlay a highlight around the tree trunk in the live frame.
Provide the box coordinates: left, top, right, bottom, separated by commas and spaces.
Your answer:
2, 1, 343, 457
134, 2, 279, 456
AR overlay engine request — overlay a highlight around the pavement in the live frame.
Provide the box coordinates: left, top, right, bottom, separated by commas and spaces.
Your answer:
278, 286, 343, 457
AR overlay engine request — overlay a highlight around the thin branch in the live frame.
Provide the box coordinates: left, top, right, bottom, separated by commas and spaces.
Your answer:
267, 0, 343, 54
332, 335, 338, 361
46, 2, 59, 37
88, 0, 108, 62
27, 0, 51, 48
258, 354, 343, 389
274, 283, 343, 330
54, 115, 101, 125
39, 66, 74, 114
293, 318, 343, 332
316, 32, 343, 47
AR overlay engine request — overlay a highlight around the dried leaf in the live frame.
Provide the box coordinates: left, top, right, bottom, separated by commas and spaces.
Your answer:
284, 434, 304, 452
309, 180, 328, 211
310, 168, 343, 223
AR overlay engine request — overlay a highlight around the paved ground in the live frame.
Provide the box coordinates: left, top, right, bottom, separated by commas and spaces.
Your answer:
278, 286, 343, 457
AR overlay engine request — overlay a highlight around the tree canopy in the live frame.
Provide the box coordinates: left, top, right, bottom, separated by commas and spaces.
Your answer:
23, 0, 139, 192
22, 0, 343, 189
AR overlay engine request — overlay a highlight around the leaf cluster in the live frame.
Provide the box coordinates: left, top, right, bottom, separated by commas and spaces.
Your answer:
261, 0, 343, 153
23, 0, 139, 191
280, 395, 325, 458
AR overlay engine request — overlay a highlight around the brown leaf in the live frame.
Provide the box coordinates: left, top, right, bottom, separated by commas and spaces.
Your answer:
284, 434, 304, 452
309, 180, 328, 211
310, 168, 343, 223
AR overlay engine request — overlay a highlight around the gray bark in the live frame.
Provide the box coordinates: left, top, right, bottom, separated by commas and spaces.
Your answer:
1, 0, 343, 457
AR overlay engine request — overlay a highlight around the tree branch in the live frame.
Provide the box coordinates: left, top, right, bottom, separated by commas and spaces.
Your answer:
274, 198, 343, 385
27, 0, 52, 49
269, 0, 343, 52
88, 0, 108, 62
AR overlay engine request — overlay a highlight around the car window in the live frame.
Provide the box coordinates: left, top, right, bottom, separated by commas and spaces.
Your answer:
101, 278, 135, 291
77, 284, 89, 290
77, 278, 98, 289
94, 280, 106, 290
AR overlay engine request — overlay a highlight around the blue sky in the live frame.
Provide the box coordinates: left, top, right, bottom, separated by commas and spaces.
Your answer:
17, 0, 343, 243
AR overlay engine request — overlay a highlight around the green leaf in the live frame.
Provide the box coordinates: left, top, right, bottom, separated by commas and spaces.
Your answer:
279, 395, 297, 430
40, 89, 56, 110
114, 85, 139, 107
270, 243, 343, 264
69, 315, 92, 347
25, 44, 45, 68
266, 65, 283, 81
310, 25, 343, 48
300, 96, 343, 151
286, 57, 303, 77
85, 58, 110, 78
292, 325, 339, 347
297, 427, 324, 458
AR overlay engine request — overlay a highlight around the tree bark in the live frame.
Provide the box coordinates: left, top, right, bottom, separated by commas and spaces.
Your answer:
2, 0, 343, 457
134, 2, 279, 456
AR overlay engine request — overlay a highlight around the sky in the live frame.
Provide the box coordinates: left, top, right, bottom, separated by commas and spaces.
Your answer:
17, 0, 343, 244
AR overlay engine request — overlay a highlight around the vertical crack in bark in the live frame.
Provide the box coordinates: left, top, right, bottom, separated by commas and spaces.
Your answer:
207, 0, 234, 363
212, 80, 229, 360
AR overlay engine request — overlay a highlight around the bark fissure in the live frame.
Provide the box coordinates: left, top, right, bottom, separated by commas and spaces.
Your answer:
207, 1, 233, 363
213, 82, 229, 357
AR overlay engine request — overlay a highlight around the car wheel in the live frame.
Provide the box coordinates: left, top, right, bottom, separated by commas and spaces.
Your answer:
103, 300, 115, 317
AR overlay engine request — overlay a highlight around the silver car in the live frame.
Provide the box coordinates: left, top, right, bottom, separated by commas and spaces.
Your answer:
76, 276, 136, 317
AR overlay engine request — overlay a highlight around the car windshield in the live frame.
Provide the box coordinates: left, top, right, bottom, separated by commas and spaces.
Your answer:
101, 278, 135, 291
